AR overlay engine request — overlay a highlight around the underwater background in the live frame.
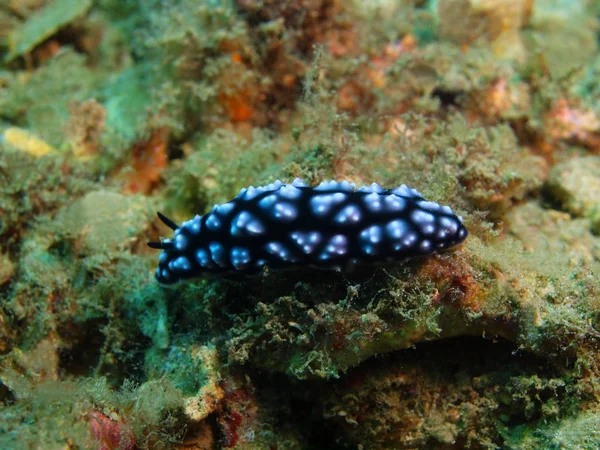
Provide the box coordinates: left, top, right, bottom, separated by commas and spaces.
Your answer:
1, 0, 600, 448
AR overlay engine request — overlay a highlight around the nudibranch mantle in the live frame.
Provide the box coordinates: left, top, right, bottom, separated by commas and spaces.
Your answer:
148, 179, 468, 284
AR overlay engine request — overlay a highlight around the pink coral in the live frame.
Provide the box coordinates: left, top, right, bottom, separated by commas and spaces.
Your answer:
87, 411, 135, 450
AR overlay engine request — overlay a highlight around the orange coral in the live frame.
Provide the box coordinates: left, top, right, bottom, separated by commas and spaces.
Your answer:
544, 99, 600, 152
218, 53, 257, 123
123, 128, 169, 195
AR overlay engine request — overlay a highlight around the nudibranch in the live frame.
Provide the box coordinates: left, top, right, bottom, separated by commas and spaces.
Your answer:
148, 179, 468, 284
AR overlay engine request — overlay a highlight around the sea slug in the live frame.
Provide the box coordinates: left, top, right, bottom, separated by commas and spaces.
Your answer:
148, 179, 468, 284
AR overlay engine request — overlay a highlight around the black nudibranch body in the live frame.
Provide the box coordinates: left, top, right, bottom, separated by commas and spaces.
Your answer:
148, 179, 468, 284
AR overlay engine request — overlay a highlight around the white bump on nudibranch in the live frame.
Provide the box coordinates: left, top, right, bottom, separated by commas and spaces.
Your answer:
181, 216, 201, 235
244, 186, 267, 200
411, 210, 435, 225
230, 247, 251, 270
263, 180, 284, 191
310, 193, 347, 216
188, 215, 202, 234
392, 184, 422, 199
290, 231, 322, 254
402, 232, 418, 247
196, 249, 213, 268
385, 219, 408, 240
169, 256, 191, 272
422, 223, 436, 235
358, 182, 384, 193
334, 204, 362, 224
231, 211, 265, 237
278, 184, 303, 199
174, 233, 188, 250
292, 178, 307, 187
419, 240, 432, 252
363, 192, 383, 212
315, 180, 356, 192
315, 180, 335, 191
417, 200, 441, 212
440, 217, 458, 235
259, 194, 278, 210
209, 242, 227, 267
272, 202, 298, 221
320, 234, 348, 259
205, 214, 222, 231
384, 195, 406, 212
266, 241, 294, 261
215, 202, 234, 216
360, 225, 383, 245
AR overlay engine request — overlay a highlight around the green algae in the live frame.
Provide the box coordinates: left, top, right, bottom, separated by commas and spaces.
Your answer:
0, 50, 99, 148
5, 0, 93, 63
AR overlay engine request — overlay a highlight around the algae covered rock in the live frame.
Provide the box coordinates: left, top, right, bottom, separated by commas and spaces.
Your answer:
53, 190, 154, 253
546, 156, 600, 234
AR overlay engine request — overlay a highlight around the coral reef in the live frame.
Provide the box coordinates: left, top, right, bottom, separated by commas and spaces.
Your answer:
1, 0, 600, 449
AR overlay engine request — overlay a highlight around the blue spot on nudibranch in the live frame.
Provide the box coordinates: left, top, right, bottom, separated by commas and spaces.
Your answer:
147, 179, 468, 284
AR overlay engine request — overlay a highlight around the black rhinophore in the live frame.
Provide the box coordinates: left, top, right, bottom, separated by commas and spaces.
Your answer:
148, 179, 468, 284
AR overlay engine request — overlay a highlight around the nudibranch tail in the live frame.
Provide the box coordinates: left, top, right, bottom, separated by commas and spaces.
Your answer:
148, 179, 468, 284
